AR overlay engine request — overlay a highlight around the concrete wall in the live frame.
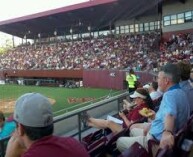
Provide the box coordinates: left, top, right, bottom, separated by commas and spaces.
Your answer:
115, 14, 161, 26
163, 0, 193, 16
162, 0, 193, 34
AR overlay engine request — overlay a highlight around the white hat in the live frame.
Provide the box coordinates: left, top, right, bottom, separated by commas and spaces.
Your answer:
130, 91, 147, 99
143, 84, 150, 89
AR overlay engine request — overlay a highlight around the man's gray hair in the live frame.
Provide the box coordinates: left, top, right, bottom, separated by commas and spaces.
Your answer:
160, 63, 181, 84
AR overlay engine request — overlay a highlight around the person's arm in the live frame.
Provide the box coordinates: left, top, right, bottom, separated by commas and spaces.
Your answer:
159, 114, 175, 149
119, 112, 132, 127
123, 99, 133, 110
5, 133, 26, 157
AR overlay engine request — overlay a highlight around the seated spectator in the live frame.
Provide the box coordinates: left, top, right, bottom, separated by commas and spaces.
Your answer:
5, 93, 89, 157
84, 88, 154, 133
143, 81, 162, 101
178, 61, 193, 113
116, 63, 190, 153
0, 111, 16, 139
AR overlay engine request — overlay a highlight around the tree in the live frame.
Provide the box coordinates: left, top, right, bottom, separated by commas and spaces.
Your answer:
0, 36, 13, 54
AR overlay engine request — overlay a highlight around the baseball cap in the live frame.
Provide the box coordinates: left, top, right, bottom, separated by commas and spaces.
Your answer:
14, 93, 53, 127
130, 90, 147, 99
143, 83, 151, 89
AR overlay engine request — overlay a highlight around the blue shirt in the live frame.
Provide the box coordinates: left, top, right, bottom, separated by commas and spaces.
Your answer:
179, 80, 193, 113
149, 84, 190, 141
0, 121, 16, 139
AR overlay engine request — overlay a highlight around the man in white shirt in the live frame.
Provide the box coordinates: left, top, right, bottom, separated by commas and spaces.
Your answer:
143, 81, 162, 101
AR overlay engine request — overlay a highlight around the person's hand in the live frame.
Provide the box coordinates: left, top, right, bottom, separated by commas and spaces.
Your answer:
5, 132, 26, 157
147, 109, 156, 120
143, 123, 151, 136
123, 99, 129, 109
123, 99, 135, 109
159, 131, 174, 149
119, 111, 126, 119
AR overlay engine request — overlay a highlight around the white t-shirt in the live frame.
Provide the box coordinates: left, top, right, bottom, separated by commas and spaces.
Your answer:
150, 91, 162, 100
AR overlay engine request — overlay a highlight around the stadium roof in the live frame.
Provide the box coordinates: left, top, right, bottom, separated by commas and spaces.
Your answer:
0, 0, 162, 39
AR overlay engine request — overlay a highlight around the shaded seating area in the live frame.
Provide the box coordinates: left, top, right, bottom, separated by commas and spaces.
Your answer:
118, 142, 149, 157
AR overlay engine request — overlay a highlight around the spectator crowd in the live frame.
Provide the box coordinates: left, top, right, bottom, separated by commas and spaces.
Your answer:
0, 32, 192, 71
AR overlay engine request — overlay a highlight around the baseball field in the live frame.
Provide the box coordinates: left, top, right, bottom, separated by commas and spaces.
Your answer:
0, 84, 121, 117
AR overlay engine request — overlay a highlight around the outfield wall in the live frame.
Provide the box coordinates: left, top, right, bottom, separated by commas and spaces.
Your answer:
83, 69, 155, 90
0, 69, 154, 90
0, 69, 83, 79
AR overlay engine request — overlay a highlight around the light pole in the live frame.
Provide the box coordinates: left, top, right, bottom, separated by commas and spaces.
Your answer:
24, 35, 27, 45
70, 28, 73, 41
54, 30, 57, 47
54, 30, 57, 41
38, 33, 41, 46
12, 35, 15, 47
88, 26, 91, 39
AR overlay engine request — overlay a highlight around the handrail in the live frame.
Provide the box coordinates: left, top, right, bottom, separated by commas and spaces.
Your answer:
53, 91, 129, 140
54, 91, 129, 121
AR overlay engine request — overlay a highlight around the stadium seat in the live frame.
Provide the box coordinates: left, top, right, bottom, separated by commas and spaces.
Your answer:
87, 136, 107, 157
118, 142, 149, 157
82, 129, 104, 147
103, 128, 130, 157
155, 146, 172, 157
148, 122, 190, 157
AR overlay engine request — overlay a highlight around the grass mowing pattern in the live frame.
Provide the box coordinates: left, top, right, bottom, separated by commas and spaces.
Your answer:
0, 84, 121, 116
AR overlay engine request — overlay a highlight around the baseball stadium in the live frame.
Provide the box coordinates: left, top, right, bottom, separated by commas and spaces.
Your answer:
0, 0, 193, 156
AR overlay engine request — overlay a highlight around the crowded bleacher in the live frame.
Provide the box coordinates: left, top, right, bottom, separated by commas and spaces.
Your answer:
0, 32, 192, 72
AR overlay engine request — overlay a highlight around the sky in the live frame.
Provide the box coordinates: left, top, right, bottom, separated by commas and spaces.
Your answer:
0, 0, 89, 46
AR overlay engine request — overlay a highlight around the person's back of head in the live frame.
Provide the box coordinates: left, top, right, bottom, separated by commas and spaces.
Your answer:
151, 81, 158, 91
177, 61, 191, 81
14, 93, 54, 141
129, 68, 134, 75
160, 63, 181, 84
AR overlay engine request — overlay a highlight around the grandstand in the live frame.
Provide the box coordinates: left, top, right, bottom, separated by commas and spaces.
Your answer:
0, 0, 193, 156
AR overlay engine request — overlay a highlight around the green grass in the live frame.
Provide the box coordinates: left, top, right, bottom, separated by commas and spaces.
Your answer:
0, 84, 122, 116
